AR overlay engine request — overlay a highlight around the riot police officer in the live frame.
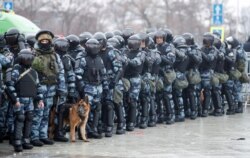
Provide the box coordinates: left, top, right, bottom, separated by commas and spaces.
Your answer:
4, 28, 26, 57
200, 33, 218, 117
66, 34, 86, 60
7, 49, 44, 152
172, 36, 190, 122
0, 35, 14, 143
75, 38, 108, 139
94, 32, 123, 137
226, 36, 247, 114
155, 30, 176, 124
124, 34, 144, 131
182, 33, 202, 119
53, 37, 76, 141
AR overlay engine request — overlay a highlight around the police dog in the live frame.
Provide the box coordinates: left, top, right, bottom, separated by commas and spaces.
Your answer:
49, 96, 90, 142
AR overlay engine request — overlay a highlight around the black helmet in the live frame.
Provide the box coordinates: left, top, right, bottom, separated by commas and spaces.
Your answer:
85, 38, 101, 56
225, 36, 240, 49
4, 28, 20, 45
203, 32, 214, 47
154, 30, 165, 43
17, 49, 35, 67
54, 38, 69, 53
79, 32, 92, 47
182, 33, 194, 46
113, 35, 125, 48
128, 34, 141, 50
122, 28, 134, 40
113, 30, 123, 36
213, 36, 222, 49
162, 28, 173, 43
26, 34, 36, 48
66, 34, 80, 50
173, 35, 187, 48
0, 34, 6, 49
105, 32, 114, 39
93, 32, 107, 49
107, 38, 120, 49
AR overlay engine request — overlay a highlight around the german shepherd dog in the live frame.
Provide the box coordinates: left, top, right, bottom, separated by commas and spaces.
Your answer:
49, 96, 91, 142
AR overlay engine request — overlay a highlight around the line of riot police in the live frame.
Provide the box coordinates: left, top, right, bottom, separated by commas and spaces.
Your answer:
0, 27, 248, 152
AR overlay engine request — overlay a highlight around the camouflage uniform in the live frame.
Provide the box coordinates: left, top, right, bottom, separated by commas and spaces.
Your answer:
172, 40, 190, 122
157, 42, 176, 124
0, 45, 13, 142
183, 44, 202, 119
99, 46, 123, 137
124, 49, 144, 131
200, 46, 218, 117
75, 38, 108, 138
30, 30, 66, 145
234, 44, 247, 113
9, 60, 43, 151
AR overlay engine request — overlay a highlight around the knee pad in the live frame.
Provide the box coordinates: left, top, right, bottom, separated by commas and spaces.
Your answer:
129, 101, 137, 109
95, 103, 102, 112
15, 112, 25, 122
106, 102, 114, 111
25, 111, 33, 122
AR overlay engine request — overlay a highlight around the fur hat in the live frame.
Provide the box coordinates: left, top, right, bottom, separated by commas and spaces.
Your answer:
36, 30, 54, 42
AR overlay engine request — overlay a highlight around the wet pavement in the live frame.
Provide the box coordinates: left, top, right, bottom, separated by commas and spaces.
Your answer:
1, 108, 250, 158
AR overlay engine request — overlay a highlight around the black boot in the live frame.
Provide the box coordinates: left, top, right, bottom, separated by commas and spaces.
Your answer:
148, 115, 156, 127
126, 100, 137, 131
139, 97, 148, 129
164, 92, 175, 124
148, 97, 157, 127
188, 87, 198, 120
89, 103, 102, 139
40, 138, 54, 145
156, 92, 164, 123
22, 138, 33, 150
14, 140, 23, 152
105, 101, 114, 137
54, 106, 68, 142
13, 112, 24, 152
236, 102, 243, 113
114, 103, 125, 135
105, 126, 113, 137
173, 90, 185, 122
139, 117, 147, 129
31, 139, 44, 147
212, 88, 223, 116
23, 111, 33, 149
116, 123, 125, 134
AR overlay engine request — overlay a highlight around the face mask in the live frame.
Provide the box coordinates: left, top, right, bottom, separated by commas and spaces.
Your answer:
38, 42, 52, 51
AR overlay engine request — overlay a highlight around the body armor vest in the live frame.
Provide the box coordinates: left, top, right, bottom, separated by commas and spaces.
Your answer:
83, 56, 104, 84
16, 68, 37, 97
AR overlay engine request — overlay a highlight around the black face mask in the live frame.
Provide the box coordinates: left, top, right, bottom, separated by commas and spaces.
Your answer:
87, 47, 100, 57
38, 42, 52, 51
